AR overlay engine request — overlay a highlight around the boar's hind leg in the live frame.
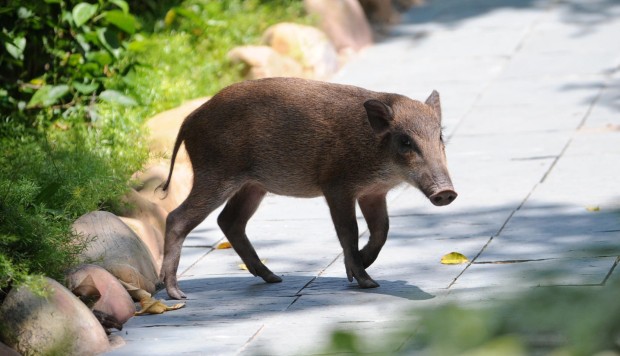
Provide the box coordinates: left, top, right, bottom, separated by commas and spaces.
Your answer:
217, 183, 282, 284
325, 191, 380, 289
162, 178, 235, 300
358, 193, 389, 268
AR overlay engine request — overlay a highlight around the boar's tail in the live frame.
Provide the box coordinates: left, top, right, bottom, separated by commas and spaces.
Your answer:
158, 123, 186, 197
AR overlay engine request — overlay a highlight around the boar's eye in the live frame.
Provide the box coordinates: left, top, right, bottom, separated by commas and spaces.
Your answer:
398, 134, 418, 153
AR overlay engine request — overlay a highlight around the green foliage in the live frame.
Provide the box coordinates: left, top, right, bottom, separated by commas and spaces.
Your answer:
0, 0, 308, 293
0, 119, 146, 291
122, 0, 309, 119
1, 0, 140, 127
322, 282, 620, 355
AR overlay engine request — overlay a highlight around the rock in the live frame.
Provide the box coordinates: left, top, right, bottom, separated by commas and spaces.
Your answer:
119, 217, 164, 272
304, 0, 373, 53
228, 45, 304, 79
73, 211, 161, 294
0, 342, 19, 356
0, 277, 110, 355
141, 98, 200, 216
65, 264, 135, 327
146, 96, 208, 164
132, 162, 192, 213
120, 188, 167, 275
118, 189, 167, 237
262, 23, 339, 79
108, 334, 126, 350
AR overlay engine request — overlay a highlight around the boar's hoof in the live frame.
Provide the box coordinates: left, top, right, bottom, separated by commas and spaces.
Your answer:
165, 283, 187, 300
358, 278, 380, 289
167, 287, 186, 300
429, 190, 458, 206
168, 288, 186, 300
260, 272, 283, 284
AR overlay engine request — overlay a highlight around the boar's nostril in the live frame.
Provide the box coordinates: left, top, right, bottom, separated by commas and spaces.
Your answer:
429, 190, 457, 206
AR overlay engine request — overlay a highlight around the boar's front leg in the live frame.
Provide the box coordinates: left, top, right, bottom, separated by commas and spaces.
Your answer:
217, 183, 282, 284
358, 193, 389, 268
324, 190, 380, 289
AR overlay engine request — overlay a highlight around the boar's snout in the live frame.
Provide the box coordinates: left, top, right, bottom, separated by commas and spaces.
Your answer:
429, 189, 457, 206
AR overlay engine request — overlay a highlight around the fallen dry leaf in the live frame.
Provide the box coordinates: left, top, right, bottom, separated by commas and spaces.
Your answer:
135, 296, 185, 315
118, 280, 152, 301
216, 241, 232, 249
441, 252, 469, 265
238, 259, 267, 271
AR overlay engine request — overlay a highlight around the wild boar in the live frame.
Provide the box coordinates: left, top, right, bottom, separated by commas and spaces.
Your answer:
160, 77, 456, 299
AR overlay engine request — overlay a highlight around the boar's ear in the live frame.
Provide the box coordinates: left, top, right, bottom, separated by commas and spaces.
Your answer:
425, 90, 442, 121
364, 99, 393, 134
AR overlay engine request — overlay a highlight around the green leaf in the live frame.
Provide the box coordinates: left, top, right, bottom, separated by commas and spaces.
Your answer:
72, 3, 98, 27
73, 82, 99, 94
17, 7, 34, 19
99, 90, 137, 106
108, 0, 129, 14
86, 50, 112, 66
330, 331, 360, 353
104, 10, 138, 34
127, 39, 148, 52
75, 33, 91, 52
27, 85, 70, 108
67, 53, 84, 66
173, 7, 203, 25
6, 36, 26, 60
96, 27, 121, 57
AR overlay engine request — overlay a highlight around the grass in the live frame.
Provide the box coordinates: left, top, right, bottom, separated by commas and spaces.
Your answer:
122, 0, 311, 120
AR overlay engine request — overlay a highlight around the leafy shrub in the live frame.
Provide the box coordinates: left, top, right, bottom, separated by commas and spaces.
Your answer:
0, 0, 140, 128
0, 0, 308, 294
0, 0, 146, 294
323, 282, 620, 355
0, 118, 146, 292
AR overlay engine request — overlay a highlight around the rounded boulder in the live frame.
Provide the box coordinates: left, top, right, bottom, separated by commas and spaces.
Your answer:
73, 211, 161, 294
0, 277, 109, 355
65, 264, 136, 326
262, 22, 339, 79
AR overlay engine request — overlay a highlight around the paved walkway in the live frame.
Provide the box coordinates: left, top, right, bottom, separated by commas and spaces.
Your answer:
109, 0, 620, 354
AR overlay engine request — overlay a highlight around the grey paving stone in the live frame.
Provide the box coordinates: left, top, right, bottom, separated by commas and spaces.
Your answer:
451, 256, 617, 288
476, 129, 620, 262
107, 322, 264, 355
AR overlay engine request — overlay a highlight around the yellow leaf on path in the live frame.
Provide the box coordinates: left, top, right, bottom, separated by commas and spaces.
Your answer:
441, 252, 469, 265
238, 259, 267, 271
135, 296, 185, 315
586, 206, 600, 212
216, 241, 232, 249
